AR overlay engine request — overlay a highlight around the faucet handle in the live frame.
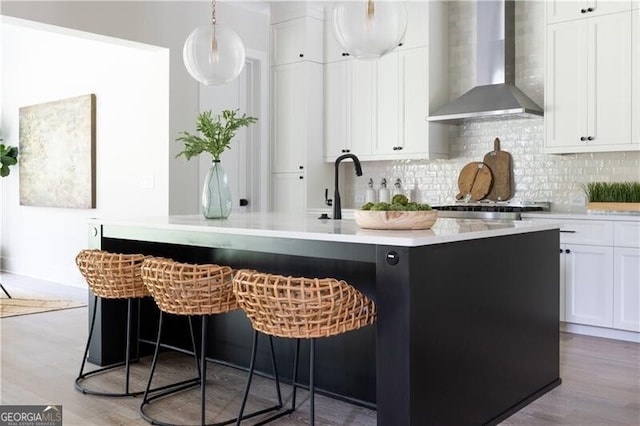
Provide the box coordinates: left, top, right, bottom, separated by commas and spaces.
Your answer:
324, 188, 333, 206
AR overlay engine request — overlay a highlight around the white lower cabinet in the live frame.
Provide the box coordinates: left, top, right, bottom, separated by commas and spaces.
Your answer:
563, 243, 614, 327
613, 247, 640, 331
531, 216, 640, 339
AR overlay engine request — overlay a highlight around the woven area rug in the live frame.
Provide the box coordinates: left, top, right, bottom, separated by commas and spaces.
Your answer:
0, 297, 86, 318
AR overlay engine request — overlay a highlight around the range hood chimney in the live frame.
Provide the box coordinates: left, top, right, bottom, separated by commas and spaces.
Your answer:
428, 0, 543, 124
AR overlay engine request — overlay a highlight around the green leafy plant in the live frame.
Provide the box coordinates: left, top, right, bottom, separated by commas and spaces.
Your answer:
176, 109, 258, 162
361, 194, 432, 211
581, 182, 640, 203
0, 138, 19, 178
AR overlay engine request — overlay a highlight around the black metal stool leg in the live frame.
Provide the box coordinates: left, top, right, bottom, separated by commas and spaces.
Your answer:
76, 295, 99, 385
75, 296, 146, 397
139, 312, 202, 425
142, 311, 165, 403
189, 316, 202, 378
309, 338, 315, 426
236, 330, 259, 426
201, 315, 208, 426
0, 283, 11, 298
124, 299, 133, 394
268, 335, 283, 408
291, 338, 301, 411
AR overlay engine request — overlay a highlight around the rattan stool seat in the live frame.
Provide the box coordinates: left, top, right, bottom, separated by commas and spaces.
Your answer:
141, 257, 237, 316
232, 270, 377, 426
232, 270, 377, 339
139, 258, 283, 426
74, 249, 150, 398
76, 249, 149, 299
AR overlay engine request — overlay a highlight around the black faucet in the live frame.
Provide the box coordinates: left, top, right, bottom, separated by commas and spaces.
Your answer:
333, 153, 363, 219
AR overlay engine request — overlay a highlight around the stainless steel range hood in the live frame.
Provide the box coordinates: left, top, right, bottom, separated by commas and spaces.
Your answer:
428, 0, 543, 124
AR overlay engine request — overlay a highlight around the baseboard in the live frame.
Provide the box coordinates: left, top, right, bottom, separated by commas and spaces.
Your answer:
561, 322, 640, 343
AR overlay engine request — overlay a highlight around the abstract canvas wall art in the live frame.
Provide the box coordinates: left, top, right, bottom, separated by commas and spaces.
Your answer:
19, 94, 96, 208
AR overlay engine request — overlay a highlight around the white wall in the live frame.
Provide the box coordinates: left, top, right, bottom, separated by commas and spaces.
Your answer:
1, 1, 271, 215
0, 1, 270, 286
1, 17, 170, 287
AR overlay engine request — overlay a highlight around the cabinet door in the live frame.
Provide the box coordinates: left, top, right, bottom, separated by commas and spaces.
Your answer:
349, 60, 376, 156
324, 16, 351, 63
565, 244, 614, 327
324, 61, 349, 161
613, 247, 640, 331
400, 47, 429, 155
545, 21, 587, 149
375, 51, 400, 155
271, 173, 305, 215
271, 18, 323, 66
271, 64, 306, 172
587, 12, 632, 146
547, 0, 632, 24
399, 1, 429, 49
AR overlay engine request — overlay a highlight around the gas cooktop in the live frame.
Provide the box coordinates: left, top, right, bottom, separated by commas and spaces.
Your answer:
433, 201, 551, 220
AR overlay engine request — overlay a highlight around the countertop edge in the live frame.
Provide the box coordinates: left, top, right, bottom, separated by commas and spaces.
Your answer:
89, 214, 560, 248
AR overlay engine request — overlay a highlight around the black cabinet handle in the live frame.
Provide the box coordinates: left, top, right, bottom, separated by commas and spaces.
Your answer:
299, 165, 304, 170
565, 249, 571, 254
341, 52, 350, 57
580, 136, 587, 141
398, 42, 404, 47
587, 136, 594, 141
341, 149, 350, 153
581, 8, 587, 13
299, 176, 304, 180
587, 7, 594, 12
299, 53, 304, 58
559, 248, 564, 253
560, 230, 576, 233
239, 199, 249, 206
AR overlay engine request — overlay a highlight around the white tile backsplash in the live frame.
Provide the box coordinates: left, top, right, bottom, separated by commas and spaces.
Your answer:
343, 0, 640, 212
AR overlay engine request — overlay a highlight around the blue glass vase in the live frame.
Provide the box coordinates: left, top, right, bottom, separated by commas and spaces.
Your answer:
202, 160, 232, 219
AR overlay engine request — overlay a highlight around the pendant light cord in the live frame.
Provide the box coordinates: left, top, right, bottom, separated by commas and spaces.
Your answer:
211, 0, 217, 25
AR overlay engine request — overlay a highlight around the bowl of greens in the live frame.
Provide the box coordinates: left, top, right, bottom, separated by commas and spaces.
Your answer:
354, 195, 437, 230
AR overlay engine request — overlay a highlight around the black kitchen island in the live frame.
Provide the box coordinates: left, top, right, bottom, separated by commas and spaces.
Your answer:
85, 213, 561, 425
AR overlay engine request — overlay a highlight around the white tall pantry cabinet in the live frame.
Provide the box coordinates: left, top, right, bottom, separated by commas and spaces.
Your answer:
270, 4, 331, 214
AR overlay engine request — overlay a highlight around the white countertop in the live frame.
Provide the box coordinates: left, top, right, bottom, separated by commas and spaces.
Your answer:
522, 211, 640, 222
91, 212, 560, 248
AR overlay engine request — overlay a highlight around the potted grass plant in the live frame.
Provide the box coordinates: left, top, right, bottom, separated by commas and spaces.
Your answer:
582, 182, 640, 212
176, 109, 257, 219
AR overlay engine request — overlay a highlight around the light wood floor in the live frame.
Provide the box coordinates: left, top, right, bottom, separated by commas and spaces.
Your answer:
1, 275, 639, 425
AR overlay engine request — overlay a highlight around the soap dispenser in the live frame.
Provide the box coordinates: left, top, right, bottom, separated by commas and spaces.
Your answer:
379, 178, 390, 203
392, 178, 403, 197
365, 178, 377, 203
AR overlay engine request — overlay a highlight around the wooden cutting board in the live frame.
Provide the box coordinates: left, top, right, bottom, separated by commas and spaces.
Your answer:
456, 161, 493, 201
483, 138, 513, 201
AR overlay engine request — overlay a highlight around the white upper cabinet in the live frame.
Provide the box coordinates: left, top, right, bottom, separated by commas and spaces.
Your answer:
323, 0, 448, 162
545, 11, 635, 153
546, 0, 631, 24
271, 17, 323, 66
398, 1, 429, 50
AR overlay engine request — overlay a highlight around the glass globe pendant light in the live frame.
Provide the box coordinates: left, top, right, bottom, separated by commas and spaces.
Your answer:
183, 0, 246, 85
332, 0, 408, 60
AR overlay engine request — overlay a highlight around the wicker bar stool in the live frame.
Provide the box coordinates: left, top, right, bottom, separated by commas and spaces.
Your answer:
75, 249, 155, 397
232, 270, 377, 426
140, 258, 283, 426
